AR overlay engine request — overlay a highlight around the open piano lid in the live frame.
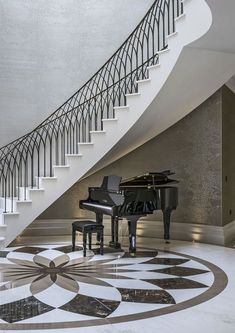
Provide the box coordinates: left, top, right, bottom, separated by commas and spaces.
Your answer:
120, 170, 178, 188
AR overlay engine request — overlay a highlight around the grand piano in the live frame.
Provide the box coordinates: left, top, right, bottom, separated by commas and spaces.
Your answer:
79, 171, 178, 254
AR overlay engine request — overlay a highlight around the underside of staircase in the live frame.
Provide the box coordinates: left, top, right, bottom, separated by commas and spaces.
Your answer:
0, 0, 235, 249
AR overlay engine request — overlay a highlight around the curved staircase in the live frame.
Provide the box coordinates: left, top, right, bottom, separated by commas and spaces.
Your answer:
0, 0, 234, 248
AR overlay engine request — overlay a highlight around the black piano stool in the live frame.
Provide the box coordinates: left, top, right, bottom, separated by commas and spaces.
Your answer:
72, 220, 104, 257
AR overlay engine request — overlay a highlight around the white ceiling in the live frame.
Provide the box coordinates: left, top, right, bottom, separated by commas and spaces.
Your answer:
193, 0, 235, 54
190, 0, 235, 93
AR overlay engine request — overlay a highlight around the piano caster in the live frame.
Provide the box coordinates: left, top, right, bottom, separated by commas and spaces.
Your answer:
165, 240, 170, 244
129, 243, 136, 256
109, 241, 121, 249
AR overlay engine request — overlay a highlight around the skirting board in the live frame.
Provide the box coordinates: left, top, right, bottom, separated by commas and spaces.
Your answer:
102, 218, 235, 246
27, 218, 235, 246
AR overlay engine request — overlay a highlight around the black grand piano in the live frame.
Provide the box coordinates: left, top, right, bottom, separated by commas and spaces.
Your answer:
79, 171, 178, 254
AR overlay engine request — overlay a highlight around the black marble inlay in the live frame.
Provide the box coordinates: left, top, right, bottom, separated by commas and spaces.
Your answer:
145, 278, 208, 289
156, 266, 209, 277
55, 245, 83, 253
145, 258, 189, 266
118, 288, 175, 304
0, 296, 54, 323
92, 247, 124, 255
122, 251, 158, 258
13, 246, 47, 254
0, 251, 8, 258
60, 294, 120, 318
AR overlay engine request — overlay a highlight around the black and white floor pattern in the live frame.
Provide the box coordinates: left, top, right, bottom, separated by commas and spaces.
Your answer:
0, 243, 227, 331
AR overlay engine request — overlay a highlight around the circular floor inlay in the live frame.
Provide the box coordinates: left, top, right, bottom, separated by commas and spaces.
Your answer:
0, 244, 228, 330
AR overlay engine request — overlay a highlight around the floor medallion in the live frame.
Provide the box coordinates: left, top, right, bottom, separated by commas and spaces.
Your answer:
0, 244, 228, 330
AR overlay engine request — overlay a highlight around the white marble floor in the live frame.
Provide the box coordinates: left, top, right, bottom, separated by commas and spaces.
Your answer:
0, 237, 234, 333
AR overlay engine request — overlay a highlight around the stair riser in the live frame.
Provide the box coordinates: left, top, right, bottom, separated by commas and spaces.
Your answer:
0, 225, 6, 237
18, 187, 30, 201
90, 132, 106, 144
137, 80, 152, 96
0, 198, 17, 212
65, 156, 83, 168
102, 119, 119, 132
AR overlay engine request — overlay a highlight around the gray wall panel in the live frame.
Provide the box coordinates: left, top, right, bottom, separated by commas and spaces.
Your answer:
222, 86, 235, 225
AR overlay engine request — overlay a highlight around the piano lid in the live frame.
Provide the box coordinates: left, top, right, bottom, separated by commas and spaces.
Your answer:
120, 170, 178, 188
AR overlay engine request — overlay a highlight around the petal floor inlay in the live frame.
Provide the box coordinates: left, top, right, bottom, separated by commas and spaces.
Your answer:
144, 277, 209, 289
13, 246, 48, 254
0, 243, 228, 330
60, 294, 120, 318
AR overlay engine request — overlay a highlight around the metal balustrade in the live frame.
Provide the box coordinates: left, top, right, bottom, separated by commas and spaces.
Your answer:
0, 0, 183, 212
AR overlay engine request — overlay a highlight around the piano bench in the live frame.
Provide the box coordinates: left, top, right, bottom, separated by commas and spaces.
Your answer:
72, 220, 104, 257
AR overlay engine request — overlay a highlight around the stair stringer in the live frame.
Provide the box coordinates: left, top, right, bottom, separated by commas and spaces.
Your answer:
0, 0, 212, 248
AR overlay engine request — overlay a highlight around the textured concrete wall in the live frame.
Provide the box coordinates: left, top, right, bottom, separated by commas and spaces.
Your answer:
40, 89, 223, 227
0, 0, 153, 146
222, 86, 235, 225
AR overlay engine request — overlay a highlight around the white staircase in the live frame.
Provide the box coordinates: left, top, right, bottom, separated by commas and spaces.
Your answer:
1, 0, 235, 249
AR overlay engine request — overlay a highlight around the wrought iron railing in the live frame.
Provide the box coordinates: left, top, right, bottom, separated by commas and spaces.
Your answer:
0, 0, 183, 212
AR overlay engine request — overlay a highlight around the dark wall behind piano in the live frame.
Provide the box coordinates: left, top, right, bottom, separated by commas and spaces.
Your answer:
222, 86, 235, 226
39, 88, 224, 227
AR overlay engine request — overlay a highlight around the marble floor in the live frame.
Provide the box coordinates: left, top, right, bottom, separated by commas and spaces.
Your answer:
0, 237, 234, 333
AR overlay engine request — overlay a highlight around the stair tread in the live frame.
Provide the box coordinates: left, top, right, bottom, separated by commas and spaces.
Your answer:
166, 31, 178, 38
102, 118, 118, 121
147, 63, 161, 70
66, 154, 83, 157
78, 142, 94, 145
125, 92, 141, 97
40, 177, 57, 179
3, 212, 19, 215
175, 13, 186, 21
90, 130, 106, 134
113, 105, 130, 110
157, 48, 170, 54
136, 78, 151, 84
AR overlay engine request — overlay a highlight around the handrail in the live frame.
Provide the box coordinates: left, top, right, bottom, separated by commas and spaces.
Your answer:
0, 0, 183, 212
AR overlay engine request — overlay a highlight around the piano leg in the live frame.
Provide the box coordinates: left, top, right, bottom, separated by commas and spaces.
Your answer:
111, 216, 115, 244
88, 233, 92, 250
162, 208, 172, 243
128, 217, 138, 255
109, 216, 121, 249
96, 212, 103, 244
